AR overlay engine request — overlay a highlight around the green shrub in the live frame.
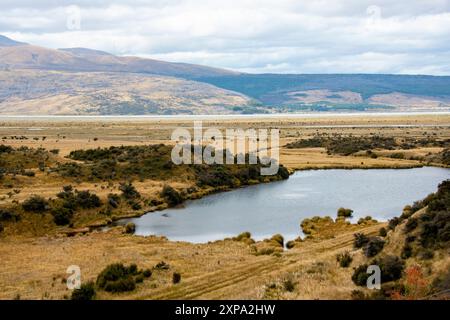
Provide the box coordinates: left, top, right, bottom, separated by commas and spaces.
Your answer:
51, 207, 74, 226
125, 223, 136, 234
363, 237, 385, 258
0, 209, 20, 222
142, 269, 152, 278
119, 182, 140, 199
282, 277, 295, 292
135, 274, 144, 283
71, 281, 96, 300
379, 227, 387, 237
172, 272, 181, 284
336, 251, 353, 268
352, 264, 370, 286
337, 208, 353, 218
22, 195, 48, 213
22, 170, 35, 177
401, 244, 413, 259
353, 233, 369, 249
0, 222, 3, 234
374, 255, 405, 283
270, 234, 284, 247
74, 190, 102, 209
154, 261, 170, 270
388, 217, 401, 230
104, 277, 135, 293
161, 185, 183, 206
96, 263, 140, 293
285, 240, 296, 249
404, 218, 418, 233
107, 193, 120, 208
234, 231, 251, 241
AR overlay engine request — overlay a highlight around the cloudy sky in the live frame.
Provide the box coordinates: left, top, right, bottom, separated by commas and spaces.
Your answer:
1, 0, 449, 74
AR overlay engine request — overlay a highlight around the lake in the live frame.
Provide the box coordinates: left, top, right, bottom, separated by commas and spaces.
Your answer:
119, 167, 449, 243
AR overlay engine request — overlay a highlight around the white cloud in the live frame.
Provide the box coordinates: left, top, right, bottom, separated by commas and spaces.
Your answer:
1, 0, 449, 74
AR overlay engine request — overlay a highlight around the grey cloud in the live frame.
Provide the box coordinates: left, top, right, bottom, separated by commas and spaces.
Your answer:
0, 0, 449, 74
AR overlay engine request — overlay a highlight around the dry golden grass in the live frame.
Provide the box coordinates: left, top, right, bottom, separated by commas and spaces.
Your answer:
0, 114, 449, 300
0, 222, 383, 300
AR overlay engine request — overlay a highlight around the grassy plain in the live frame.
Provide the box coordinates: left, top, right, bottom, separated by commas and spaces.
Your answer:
0, 113, 449, 299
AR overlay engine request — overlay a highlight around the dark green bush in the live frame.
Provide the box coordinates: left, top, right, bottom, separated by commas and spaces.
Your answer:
234, 231, 252, 241
172, 272, 181, 284
22, 195, 48, 213
388, 217, 401, 230
71, 281, 96, 300
22, 170, 35, 177
401, 244, 413, 259
374, 255, 405, 283
270, 234, 284, 247
154, 261, 170, 270
104, 277, 135, 293
125, 223, 136, 234
337, 208, 353, 218
96, 263, 140, 293
379, 227, 387, 237
161, 185, 183, 206
363, 237, 385, 258
0, 209, 20, 222
119, 182, 140, 199
282, 277, 295, 292
336, 251, 353, 268
74, 190, 102, 209
404, 218, 418, 233
142, 269, 152, 278
353, 233, 369, 249
51, 207, 74, 226
0, 222, 3, 234
352, 264, 370, 286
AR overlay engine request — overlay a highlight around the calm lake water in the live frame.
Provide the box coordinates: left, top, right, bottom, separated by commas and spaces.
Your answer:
120, 167, 449, 243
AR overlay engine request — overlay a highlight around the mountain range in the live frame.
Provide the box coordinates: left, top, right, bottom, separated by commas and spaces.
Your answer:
1, 35, 449, 115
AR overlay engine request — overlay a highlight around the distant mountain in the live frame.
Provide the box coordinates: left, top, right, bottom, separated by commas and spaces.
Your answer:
0, 35, 27, 47
0, 34, 449, 114
0, 69, 253, 115
198, 74, 450, 112
0, 35, 237, 78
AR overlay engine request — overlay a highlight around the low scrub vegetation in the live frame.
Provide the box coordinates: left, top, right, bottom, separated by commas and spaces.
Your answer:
96, 263, 151, 293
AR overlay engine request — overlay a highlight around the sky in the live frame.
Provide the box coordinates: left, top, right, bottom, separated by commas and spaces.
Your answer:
1, 0, 449, 75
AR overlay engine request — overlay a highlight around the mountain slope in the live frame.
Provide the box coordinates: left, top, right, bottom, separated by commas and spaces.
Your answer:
0, 35, 237, 78
197, 74, 450, 111
0, 69, 252, 115
0, 35, 27, 47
